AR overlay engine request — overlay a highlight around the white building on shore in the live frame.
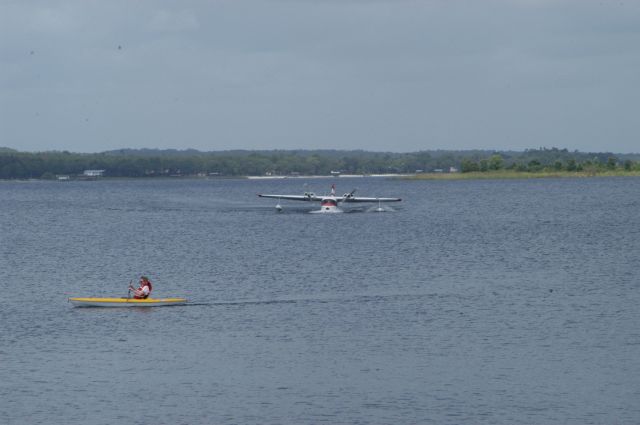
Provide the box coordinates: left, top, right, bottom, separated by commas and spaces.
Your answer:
83, 170, 105, 177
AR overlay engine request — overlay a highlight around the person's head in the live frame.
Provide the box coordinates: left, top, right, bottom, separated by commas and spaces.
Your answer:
140, 276, 152, 289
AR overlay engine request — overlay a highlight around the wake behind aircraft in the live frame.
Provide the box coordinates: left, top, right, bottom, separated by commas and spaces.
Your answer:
258, 184, 402, 213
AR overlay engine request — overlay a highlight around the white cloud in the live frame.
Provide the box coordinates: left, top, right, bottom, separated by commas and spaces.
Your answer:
1, 0, 639, 153
148, 9, 199, 32
28, 6, 77, 33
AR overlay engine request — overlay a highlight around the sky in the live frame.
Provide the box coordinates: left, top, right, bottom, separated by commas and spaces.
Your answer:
1, 0, 639, 154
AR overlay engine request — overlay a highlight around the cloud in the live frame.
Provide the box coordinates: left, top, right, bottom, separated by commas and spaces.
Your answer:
148, 9, 199, 32
28, 5, 77, 33
1, 0, 639, 153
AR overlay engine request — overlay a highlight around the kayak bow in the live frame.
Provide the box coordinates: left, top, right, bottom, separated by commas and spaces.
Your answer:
68, 297, 187, 307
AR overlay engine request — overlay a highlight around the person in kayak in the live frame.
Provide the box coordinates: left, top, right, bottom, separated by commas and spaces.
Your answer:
129, 276, 152, 299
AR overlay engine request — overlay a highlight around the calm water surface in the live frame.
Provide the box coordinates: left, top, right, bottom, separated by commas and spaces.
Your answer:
1, 177, 639, 424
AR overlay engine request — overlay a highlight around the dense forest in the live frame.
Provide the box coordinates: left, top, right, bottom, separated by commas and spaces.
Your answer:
1, 147, 640, 179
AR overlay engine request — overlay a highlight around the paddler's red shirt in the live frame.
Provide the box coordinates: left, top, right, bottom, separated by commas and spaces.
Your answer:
133, 283, 151, 299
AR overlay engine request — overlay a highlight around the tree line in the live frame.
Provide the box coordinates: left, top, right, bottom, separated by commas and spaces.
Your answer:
0, 147, 639, 179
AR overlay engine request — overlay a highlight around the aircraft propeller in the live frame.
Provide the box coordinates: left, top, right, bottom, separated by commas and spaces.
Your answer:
340, 188, 357, 203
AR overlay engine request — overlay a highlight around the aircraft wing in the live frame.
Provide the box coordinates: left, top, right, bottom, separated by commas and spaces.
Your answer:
342, 196, 402, 203
258, 194, 321, 202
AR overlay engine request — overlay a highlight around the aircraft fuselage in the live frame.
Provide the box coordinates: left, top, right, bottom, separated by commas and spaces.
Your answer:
310, 198, 343, 213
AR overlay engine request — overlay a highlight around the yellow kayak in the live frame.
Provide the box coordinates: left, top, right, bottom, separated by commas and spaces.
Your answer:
68, 297, 187, 307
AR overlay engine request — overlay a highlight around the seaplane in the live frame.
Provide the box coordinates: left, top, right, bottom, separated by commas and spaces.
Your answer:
257, 184, 401, 213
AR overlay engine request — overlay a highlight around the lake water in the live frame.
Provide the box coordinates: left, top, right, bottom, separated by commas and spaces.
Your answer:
1, 176, 639, 424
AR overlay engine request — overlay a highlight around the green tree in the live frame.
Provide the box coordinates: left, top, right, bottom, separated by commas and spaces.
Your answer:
488, 154, 504, 171
514, 162, 527, 172
460, 159, 479, 173
527, 159, 542, 172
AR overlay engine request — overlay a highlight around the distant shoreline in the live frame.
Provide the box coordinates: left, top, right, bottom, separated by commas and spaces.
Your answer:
3, 171, 640, 183
2, 147, 640, 180
0, 173, 413, 183
246, 173, 413, 180
404, 170, 640, 180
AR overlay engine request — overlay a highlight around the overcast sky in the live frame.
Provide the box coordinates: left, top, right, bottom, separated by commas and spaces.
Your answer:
1, 0, 639, 153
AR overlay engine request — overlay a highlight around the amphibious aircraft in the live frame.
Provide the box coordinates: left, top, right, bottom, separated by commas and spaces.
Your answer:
257, 184, 402, 213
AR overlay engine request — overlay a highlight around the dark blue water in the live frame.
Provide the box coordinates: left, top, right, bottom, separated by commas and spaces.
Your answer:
1, 177, 639, 424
